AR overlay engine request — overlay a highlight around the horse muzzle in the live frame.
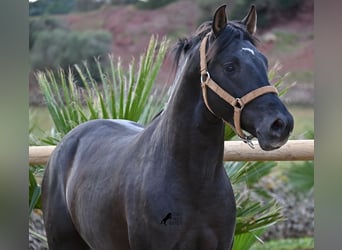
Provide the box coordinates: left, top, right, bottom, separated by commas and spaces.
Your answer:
256, 112, 294, 151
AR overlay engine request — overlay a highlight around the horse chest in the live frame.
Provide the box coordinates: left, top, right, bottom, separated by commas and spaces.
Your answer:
123, 178, 235, 249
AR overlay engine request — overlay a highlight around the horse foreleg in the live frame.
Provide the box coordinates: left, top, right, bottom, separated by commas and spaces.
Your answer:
42, 164, 90, 250
43, 189, 90, 250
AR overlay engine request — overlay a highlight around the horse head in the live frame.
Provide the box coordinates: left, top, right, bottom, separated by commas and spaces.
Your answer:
198, 5, 294, 150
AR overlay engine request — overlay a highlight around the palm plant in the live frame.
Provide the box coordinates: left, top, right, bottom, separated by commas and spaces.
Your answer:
227, 161, 284, 250
30, 36, 291, 249
36, 35, 169, 145
286, 129, 314, 193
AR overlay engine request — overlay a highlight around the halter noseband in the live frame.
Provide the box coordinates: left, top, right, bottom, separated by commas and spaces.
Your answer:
199, 33, 278, 148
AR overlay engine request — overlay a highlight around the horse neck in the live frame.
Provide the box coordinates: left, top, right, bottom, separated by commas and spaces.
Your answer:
154, 52, 225, 182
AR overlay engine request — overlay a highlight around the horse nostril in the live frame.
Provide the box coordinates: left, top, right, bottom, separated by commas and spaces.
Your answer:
271, 118, 285, 133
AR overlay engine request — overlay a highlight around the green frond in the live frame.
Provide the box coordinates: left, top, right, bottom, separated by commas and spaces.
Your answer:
226, 161, 277, 186
36, 35, 170, 143
233, 229, 265, 250
29, 167, 42, 213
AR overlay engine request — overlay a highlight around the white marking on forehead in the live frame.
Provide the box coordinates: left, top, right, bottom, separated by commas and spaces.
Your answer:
241, 47, 255, 55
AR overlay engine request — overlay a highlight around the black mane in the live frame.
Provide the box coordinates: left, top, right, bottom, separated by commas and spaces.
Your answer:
172, 20, 258, 68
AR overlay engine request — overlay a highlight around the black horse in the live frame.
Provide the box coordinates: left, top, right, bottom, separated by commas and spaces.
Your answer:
42, 4, 293, 250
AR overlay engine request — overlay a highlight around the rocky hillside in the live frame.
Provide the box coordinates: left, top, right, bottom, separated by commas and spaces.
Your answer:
29, 0, 313, 105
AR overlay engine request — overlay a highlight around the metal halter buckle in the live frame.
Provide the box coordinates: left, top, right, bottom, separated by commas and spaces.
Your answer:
242, 135, 255, 149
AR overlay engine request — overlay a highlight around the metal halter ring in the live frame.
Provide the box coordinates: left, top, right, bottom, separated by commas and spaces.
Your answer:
233, 98, 244, 110
200, 71, 210, 84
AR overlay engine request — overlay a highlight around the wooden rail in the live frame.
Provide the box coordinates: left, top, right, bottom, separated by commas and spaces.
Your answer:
223, 140, 313, 161
29, 140, 313, 165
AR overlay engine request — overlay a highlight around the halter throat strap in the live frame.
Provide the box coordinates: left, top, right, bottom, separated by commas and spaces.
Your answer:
199, 33, 278, 147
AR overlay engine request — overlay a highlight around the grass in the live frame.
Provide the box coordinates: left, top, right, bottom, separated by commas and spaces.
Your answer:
29, 107, 53, 138
287, 71, 314, 85
273, 31, 300, 53
287, 106, 313, 140
251, 237, 314, 250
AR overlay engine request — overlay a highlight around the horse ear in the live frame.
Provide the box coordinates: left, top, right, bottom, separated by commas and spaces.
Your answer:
212, 4, 228, 37
241, 5, 257, 35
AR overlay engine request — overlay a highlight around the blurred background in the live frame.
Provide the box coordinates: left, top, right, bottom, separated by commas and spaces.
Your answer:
29, 0, 313, 108
29, 0, 314, 249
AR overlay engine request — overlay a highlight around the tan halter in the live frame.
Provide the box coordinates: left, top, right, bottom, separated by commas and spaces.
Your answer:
199, 33, 278, 147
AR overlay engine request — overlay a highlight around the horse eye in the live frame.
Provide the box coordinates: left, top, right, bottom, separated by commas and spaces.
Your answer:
224, 62, 235, 73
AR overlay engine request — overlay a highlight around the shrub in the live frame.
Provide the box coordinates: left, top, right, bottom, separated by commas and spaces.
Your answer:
196, 0, 224, 23
30, 29, 112, 83
76, 0, 105, 11
29, 16, 112, 82
29, 0, 49, 16
29, 17, 69, 50
29, 0, 75, 16
111, 0, 138, 5
47, 0, 76, 14
136, 0, 178, 10
35, 35, 169, 138
196, 0, 302, 28
230, 0, 303, 29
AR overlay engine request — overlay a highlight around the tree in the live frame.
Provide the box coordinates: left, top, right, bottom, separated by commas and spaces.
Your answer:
29, 0, 76, 16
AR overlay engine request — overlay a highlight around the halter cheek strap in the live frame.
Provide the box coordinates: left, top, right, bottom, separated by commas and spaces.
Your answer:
199, 33, 278, 147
